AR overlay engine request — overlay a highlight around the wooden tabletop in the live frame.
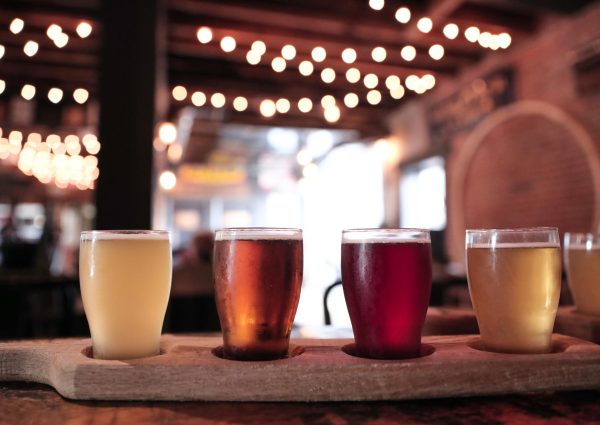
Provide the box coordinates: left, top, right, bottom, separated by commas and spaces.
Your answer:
1, 382, 600, 424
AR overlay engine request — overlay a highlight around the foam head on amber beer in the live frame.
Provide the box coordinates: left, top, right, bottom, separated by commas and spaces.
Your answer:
214, 228, 303, 361
79, 230, 172, 360
564, 233, 600, 316
341, 229, 432, 359
466, 228, 561, 354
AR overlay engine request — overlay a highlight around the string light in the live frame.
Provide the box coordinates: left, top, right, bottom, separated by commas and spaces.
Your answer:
346, 68, 361, 83
321, 95, 336, 108
172, 86, 187, 101
271, 57, 286, 72
275, 98, 291, 113
281, 45, 296, 60
0, 80, 4, 95
342, 48, 357, 64
159, 171, 176, 191
10, 18, 24, 34
363, 73, 379, 89
46, 24, 62, 40
196, 27, 213, 44
390, 86, 405, 99
167, 144, 183, 164
47, 88, 63, 104
478, 32, 492, 48
23, 41, 39, 57
298, 97, 313, 113
76, 22, 92, 38
233, 96, 248, 111
401, 45, 416, 61
385, 75, 401, 90
344, 93, 359, 108
405, 75, 419, 91
296, 150, 312, 166
220, 36, 236, 52
417, 17, 433, 33
371, 47, 386, 62
21, 84, 36, 100
246, 50, 261, 65
299, 60, 314, 76
367, 90, 382, 105
323, 106, 340, 123
260, 99, 276, 117
54, 33, 69, 48
191, 91, 206, 106
429, 44, 444, 60
251, 40, 266, 55
395, 7, 411, 23
498, 33, 512, 49
73, 88, 89, 104
311, 47, 326, 62
210, 92, 226, 108
321, 68, 336, 83
443, 23, 459, 40
422, 74, 436, 90
158, 122, 177, 144
0, 45, 4, 59
369, 0, 384, 11
464, 26, 480, 43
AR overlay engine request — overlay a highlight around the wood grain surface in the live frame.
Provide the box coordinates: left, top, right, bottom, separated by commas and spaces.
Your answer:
1, 334, 599, 402
423, 307, 479, 335
554, 307, 600, 344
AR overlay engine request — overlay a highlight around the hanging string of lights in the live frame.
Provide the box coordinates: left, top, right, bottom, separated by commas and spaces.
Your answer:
0, 127, 100, 190
0, 80, 90, 104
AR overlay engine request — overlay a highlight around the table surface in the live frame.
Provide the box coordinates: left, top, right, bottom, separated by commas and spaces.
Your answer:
1, 382, 599, 424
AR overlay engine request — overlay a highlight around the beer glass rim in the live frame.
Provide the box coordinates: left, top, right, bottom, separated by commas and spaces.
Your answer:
81, 230, 170, 241
215, 227, 302, 240
342, 228, 430, 243
564, 232, 600, 249
465, 227, 559, 248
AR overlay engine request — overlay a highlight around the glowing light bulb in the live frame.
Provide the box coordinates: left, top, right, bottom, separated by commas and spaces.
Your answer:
342, 48, 357, 64
478, 32, 492, 48
429, 44, 444, 60
220, 36, 236, 52
296, 150, 312, 166
191, 91, 206, 106
464, 26, 480, 43
275, 98, 291, 113
311, 46, 326, 62
369, 0, 384, 11
233, 96, 248, 112
344, 93, 359, 108
271, 57, 286, 72
0, 45, 4, 59
401, 45, 417, 61
498, 32, 512, 49
0, 80, 4, 95
23, 41, 39, 57
210, 92, 226, 108
196, 26, 213, 44
321, 68, 336, 83
10, 18, 24, 34
417, 17, 433, 33
251, 40, 266, 55
47, 88, 63, 104
395, 7, 411, 23
46, 24, 62, 40
167, 144, 183, 163
299, 60, 314, 76
405, 75, 419, 91
323, 106, 340, 123
298, 97, 313, 113
172, 86, 187, 101
371, 46, 386, 62
54, 32, 69, 48
422, 74, 436, 90
443, 23, 459, 40
246, 50, 261, 65
260, 99, 276, 117
281, 44, 296, 60
321, 95, 336, 108
159, 171, 177, 190
158, 122, 177, 144
76, 21, 92, 38
363, 73, 379, 89
385, 75, 401, 90
21, 84, 36, 100
390, 85, 405, 99
346, 68, 361, 83
367, 90, 382, 105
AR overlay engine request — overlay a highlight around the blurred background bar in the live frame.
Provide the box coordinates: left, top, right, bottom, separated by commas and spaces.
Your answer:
0, 0, 599, 339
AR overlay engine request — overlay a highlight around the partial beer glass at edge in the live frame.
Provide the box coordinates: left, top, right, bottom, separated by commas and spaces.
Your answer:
564, 233, 600, 316
466, 227, 561, 354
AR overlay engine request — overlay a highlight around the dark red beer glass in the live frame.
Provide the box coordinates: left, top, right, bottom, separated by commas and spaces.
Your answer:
341, 229, 432, 359
214, 228, 303, 361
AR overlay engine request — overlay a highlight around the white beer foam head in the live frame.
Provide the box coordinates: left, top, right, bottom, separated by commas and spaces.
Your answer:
216, 228, 302, 241
467, 242, 560, 249
342, 229, 430, 244
81, 231, 170, 241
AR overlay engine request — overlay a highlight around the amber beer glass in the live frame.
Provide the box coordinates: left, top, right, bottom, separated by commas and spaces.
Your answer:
79, 231, 172, 360
341, 229, 432, 359
564, 233, 600, 315
214, 228, 303, 360
466, 228, 561, 353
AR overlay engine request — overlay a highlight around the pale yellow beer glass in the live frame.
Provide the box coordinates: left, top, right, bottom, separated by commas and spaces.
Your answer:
79, 230, 172, 359
564, 233, 600, 316
466, 228, 561, 353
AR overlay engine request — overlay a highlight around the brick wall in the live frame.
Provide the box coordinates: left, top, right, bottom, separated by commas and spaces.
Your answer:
418, 2, 600, 264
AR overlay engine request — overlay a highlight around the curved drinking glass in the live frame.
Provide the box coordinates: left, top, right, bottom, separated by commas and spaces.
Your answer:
564, 233, 600, 315
466, 227, 561, 353
341, 229, 432, 359
214, 228, 303, 360
79, 230, 172, 360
